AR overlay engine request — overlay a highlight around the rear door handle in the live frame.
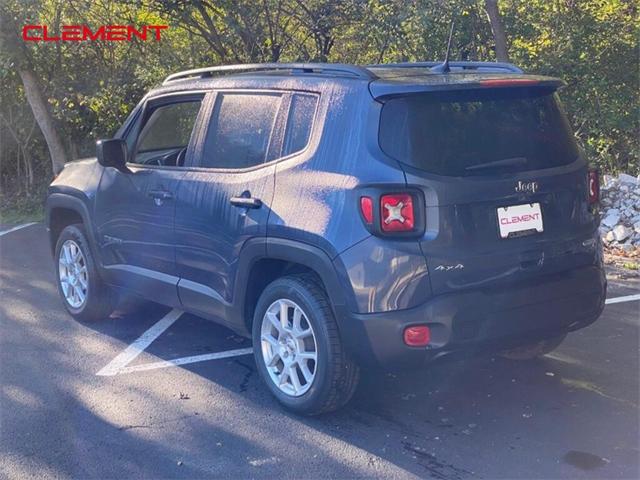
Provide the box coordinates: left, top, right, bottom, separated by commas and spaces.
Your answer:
230, 196, 262, 209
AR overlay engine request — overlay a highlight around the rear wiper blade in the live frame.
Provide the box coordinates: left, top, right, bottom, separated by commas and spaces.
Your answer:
465, 157, 528, 171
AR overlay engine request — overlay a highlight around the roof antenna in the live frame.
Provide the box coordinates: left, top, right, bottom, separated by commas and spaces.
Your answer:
430, 20, 455, 73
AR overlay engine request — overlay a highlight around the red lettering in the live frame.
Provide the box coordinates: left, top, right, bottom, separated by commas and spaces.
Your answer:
500, 213, 540, 225
82, 25, 105, 41
106, 25, 127, 41
22, 25, 41, 41
23, 24, 168, 42
128, 25, 147, 41
42, 25, 60, 42
147, 25, 168, 41
61, 25, 82, 41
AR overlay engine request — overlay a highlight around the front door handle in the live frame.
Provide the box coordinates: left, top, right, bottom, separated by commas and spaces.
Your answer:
148, 189, 173, 206
148, 190, 173, 200
230, 195, 262, 209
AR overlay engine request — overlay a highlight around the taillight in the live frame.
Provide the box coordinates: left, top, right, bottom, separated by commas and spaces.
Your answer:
358, 190, 423, 236
588, 169, 599, 205
360, 196, 374, 224
380, 193, 414, 232
479, 78, 540, 87
404, 325, 431, 347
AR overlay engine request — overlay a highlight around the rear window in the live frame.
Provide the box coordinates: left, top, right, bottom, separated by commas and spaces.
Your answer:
379, 89, 579, 176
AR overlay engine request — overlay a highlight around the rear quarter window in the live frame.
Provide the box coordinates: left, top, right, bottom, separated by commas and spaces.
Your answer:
379, 88, 580, 176
283, 94, 318, 156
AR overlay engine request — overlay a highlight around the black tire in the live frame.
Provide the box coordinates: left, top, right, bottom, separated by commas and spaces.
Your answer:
252, 274, 360, 415
54, 224, 114, 322
501, 334, 567, 360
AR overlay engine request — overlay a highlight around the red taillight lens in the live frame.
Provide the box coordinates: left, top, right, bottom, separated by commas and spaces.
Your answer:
588, 170, 599, 204
404, 325, 431, 347
360, 196, 374, 224
480, 78, 540, 87
380, 194, 414, 232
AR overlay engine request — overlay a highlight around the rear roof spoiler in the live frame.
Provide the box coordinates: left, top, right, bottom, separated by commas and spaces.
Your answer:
368, 61, 523, 74
369, 75, 566, 100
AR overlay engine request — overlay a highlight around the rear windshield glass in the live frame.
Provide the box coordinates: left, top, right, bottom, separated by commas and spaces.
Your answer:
379, 89, 579, 176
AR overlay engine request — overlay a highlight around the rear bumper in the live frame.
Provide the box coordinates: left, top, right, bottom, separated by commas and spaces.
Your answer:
338, 265, 606, 368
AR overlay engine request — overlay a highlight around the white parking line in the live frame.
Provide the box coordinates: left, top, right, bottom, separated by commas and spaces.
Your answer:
605, 294, 640, 305
97, 292, 639, 377
96, 309, 183, 376
118, 348, 254, 374
0, 222, 38, 237
96, 308, 252, 376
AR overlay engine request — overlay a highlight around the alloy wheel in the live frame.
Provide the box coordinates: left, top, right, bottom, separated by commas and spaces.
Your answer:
260, 298, 318, 397
58, 239, 88, 309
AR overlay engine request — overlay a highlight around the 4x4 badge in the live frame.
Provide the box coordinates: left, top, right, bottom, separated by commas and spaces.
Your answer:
515, 181, 539, 194
435, 264, 464, 271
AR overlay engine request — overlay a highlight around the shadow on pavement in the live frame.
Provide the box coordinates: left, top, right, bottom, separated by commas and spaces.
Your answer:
1, 224, 638, 478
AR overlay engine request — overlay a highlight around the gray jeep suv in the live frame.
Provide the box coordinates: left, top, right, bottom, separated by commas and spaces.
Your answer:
46, 62, 606, 414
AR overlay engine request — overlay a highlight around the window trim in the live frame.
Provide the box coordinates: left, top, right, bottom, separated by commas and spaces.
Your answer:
118, 88, 321, 174
282, 93, 319, 158
123, 90, 208, 171
190, 90, 286, 172
188, 89, 320, 173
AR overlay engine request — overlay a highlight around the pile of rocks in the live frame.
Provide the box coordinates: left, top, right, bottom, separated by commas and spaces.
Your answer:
599, 173, 640, 254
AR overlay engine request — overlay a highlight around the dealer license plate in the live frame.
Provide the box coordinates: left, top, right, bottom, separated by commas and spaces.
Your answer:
497, 203, 543, 239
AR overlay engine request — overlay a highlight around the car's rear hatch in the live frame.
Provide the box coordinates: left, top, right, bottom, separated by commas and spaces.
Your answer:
374, 73, 600, 297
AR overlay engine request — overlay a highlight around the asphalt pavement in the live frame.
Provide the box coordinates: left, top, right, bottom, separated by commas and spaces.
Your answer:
1, 223, 638, 479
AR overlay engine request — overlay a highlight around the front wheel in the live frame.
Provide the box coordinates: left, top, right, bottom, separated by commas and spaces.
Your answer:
55, 224, 114, 322
252, 274, 360, 415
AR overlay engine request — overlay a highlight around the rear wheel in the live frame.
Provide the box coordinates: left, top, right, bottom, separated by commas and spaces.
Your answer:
501, 334, 567, 360
55, 224, 114, 322
252, 274, 360, 415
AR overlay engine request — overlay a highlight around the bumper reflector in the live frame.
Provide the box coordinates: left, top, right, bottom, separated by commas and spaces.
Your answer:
404, 325, 431, 347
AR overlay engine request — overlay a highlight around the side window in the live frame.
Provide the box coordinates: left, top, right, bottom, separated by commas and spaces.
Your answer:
283, 94, 318, 156
131, 100, 202, 166
202, 93, 281, 169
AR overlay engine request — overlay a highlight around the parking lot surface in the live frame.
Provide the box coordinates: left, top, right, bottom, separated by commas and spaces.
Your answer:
1, 223, 638, 479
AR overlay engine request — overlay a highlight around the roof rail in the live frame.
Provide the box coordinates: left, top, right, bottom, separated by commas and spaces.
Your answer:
162, 63, 376, 85
368, 61, 523, 74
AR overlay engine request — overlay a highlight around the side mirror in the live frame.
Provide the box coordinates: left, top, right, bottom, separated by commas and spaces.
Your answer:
96, 139, 129, 172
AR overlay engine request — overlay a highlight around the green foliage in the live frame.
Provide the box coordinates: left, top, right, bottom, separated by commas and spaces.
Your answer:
504, 0, 638, 174
0, 182, 45, 224
0, 0, 637, 206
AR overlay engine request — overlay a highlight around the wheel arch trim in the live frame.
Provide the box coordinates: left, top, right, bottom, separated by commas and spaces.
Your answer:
231, 237, 353, 332
45, 192, 99, 262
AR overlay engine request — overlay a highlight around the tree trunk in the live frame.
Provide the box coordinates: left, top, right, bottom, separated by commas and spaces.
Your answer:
16, 147, 21, 186
18, 68, 67, 174
484, 0, 510, 62
68, 137, 80, 160
22, 146, 34, 189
